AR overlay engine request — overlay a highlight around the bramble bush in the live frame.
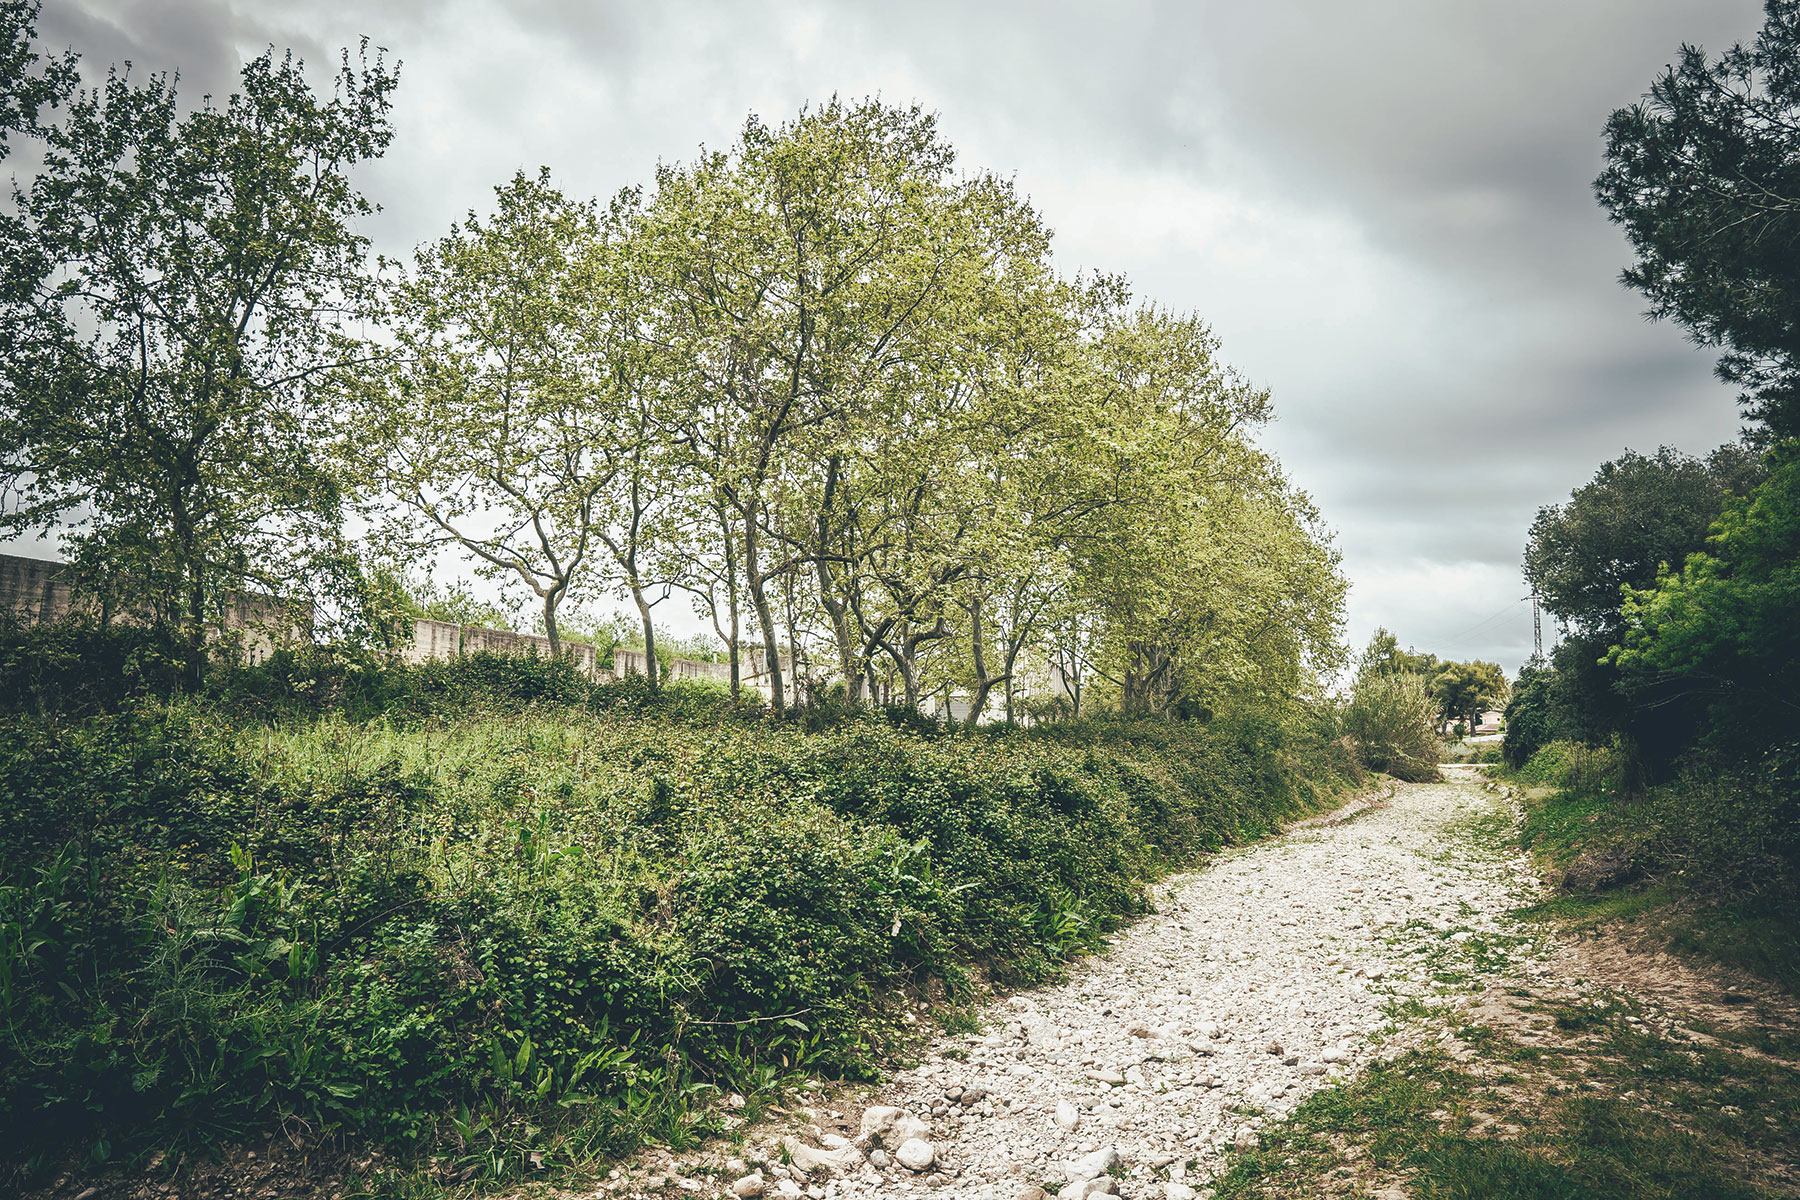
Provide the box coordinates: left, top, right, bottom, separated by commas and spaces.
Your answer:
0, 650, 1360, 1183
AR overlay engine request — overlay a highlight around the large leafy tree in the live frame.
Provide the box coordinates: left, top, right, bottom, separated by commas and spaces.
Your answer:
0, 40, 397, 673
1597, 0, 1800, 439
1613, 445, 1800, 760
1524, 443, 1764, 770
349, 170, 611, 661
1525, 444, 1764, 642
1357, 628, 1440, 678
1060, 310, 1343, 716
640, 99, 1028, 706
1429, 659, 1508, 735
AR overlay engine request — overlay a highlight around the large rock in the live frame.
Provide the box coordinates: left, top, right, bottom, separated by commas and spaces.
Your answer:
895, 1138, 937, 1172
728, 1171, 765, 1198
858, 1106, 930, 1147
1065, 1146, 1121, 1181
779, 1136, 865, 1176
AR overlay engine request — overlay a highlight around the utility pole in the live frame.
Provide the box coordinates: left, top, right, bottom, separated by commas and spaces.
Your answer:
1532, 593, 1543, 659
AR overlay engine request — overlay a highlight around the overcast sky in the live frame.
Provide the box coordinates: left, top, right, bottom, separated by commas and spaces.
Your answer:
31, 0, 1765, 672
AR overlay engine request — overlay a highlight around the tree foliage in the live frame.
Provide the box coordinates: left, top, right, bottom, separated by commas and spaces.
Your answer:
1428, 659, 1508, 735
0, 36, 399, 672
0, 0, 74, 159
346, 99, 1345, 718
347, 170, 610, 661
1613, 444, 1800, 764
1524, 445, 1764, 641
1597, 0, 1800, 440
1342, 630, 1442, 781
0, 7, 1342, 722
1520, 444, 1764, 767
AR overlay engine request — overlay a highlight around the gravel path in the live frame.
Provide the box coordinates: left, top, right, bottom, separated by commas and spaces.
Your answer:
724, 770, 1550, 1200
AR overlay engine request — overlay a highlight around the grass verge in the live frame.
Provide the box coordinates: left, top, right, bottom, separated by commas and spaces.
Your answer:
1212, 994, 1800, 1200
1506, 769, 1800, 994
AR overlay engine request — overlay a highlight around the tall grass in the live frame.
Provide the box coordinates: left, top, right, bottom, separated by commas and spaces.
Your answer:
0, 678, 1360, 1183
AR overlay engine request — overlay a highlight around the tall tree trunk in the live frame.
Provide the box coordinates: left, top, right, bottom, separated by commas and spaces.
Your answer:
725, 511, 742, 699
743, 508, 785, 707
968, 595, 997, 723
813, 456, 863, 702
897, 635, 920, 710
783, 568, 804, 706
542, 589, 563, 660
629, 584, 659, 692
817, 556, 860, 702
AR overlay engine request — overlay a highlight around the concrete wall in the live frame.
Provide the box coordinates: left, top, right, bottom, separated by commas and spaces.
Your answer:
0, 551, 303, 662
0, 554, 77, 624
402, 618, 599, 677
4, 551, 800, 700
612, 645, 791, 697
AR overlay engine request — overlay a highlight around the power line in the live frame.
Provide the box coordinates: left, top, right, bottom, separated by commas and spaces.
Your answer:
1438, 597, 1529, 648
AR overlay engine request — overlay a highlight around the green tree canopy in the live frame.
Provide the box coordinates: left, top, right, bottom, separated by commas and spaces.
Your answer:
1357, 628, 1440, 678
1597, 0, 1800, 440
347, 169, 611, 661
1613, 444, 1800, 761
0, 1, 74, 159
1524, 444, 1764, 641
1429, 659, 1508, 735
0, 38, 398, 672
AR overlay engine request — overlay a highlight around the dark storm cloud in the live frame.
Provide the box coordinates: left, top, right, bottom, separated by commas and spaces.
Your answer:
26, 0, 1769, 670
37, 0, 319, 97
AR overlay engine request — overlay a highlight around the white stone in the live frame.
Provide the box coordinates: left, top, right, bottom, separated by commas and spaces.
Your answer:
857, 1105, 928, 1147
1055, 1100, 1081, 1131
781, 1137, 865, 1176
895, 1138, 936, 1172
1065, 1179, 1119, 1199
729, 1172, 765, 1198
1066, 1146, 1121, 1180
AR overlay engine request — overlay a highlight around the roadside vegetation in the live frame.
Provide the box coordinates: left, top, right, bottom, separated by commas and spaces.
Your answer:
1497, 0, 1799, 996
0, 634, 1361, 1190
1214, 995, 1800, 1200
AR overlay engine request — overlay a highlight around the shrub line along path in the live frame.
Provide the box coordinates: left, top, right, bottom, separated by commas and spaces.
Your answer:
624, 768, 1586, 1199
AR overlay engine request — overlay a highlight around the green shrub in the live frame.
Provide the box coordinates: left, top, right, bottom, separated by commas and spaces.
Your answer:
1514, 740, 1622, 794
0, 615, 188, 714
0, 693, 1358, 1181
1342, 671, 1441, 781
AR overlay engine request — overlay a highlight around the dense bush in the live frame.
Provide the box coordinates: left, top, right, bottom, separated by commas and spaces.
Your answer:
0, 615, 189, 714
0, 684, 1359, 1181
1341, 671, 1441, 782
1512, 739, 1624, 794
1514, 739, 1797, 936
